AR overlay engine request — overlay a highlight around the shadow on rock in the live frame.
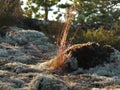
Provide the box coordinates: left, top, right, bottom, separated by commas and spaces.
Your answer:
60, 42, 115, 73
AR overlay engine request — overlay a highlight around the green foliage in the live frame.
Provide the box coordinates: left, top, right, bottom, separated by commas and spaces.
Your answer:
73, 0, 120, 26
23, 0, 40, 18
23, 0, 60, 20
69, 27, 120, 50
40, 21, 63, 43
39, 21, 120, 51
57, 3, 71, 8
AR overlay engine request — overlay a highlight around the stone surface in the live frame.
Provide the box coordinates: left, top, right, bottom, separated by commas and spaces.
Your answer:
0, 26, 56, 63
29, 74, 69, 90
0, 27, 120, 90
65, 42, 114, 69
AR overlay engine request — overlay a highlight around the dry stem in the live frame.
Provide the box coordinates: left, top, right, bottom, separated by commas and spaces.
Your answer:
49, 5, 76, 70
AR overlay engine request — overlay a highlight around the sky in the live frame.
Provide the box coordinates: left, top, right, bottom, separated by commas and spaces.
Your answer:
21, 0, 73, 21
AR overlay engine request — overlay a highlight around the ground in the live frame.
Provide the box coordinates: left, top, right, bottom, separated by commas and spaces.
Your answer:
0, 26, 120, 90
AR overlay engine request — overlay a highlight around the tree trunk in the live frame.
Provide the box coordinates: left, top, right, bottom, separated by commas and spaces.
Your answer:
1, 0, 22, 17
44, 0, 48, 21
0, 0, 23, 26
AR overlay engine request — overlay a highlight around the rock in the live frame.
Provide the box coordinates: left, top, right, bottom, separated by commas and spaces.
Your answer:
29, 74, 69, 90
0, 26, 55, 63
86, 49, 120, 76
0, 26, 16, 37
21, 18, 42, 31
110, 49, 120, 61
0, 83, 16, 90
40, 42, 116, 74
3, 62, 28, 73
66, 42, 114, 69
11, 79, 25, 88
60, 57, 79, 73
63, 42, 115, 70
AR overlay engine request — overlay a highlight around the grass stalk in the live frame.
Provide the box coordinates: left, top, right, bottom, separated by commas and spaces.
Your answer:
49, 5, 76, 69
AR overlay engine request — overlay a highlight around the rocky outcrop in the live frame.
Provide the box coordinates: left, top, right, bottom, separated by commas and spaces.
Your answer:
87, 48, 120, 76
29, 75, 69, 90
59, 42, 115, 73
20, 18, 45, 31
0, 26, 120, 90
35, 42, 119, 75
0, 26, 55, 63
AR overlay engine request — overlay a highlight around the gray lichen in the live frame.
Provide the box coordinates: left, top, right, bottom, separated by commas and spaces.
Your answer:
29, 74, 69, 90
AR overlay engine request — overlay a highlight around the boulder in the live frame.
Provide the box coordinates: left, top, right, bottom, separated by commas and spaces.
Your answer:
87, 49, 120, 76
0, 26, 56, 63
62, 42, 115, 71
29, 74, 69, 90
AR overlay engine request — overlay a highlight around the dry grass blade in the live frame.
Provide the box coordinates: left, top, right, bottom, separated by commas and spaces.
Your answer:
49, 5, 77, 70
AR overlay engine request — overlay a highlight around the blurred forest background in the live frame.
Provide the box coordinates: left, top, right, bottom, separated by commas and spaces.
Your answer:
0, 0, 120, 50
